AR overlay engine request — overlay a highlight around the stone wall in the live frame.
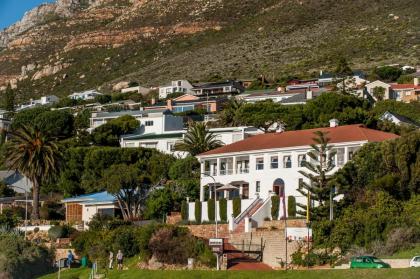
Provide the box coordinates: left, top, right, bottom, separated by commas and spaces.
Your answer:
230, 230, 301, 268
262, 219, 307, 230
166, 212, 182, 225
185, 224, 230, 239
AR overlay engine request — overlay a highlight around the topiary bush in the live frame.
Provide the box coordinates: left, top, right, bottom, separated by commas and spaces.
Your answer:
271, 196, 280, 220
181, 200, 188, 221
288, 196, 296, 218
194, 200, 201, 224
233, 197, 241, 218
219, 198, 227, 221
207, 198, 215, 221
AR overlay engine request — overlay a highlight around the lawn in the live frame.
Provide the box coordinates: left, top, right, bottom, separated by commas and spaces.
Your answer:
39, 268, 420, 279
381, 243, 420, 259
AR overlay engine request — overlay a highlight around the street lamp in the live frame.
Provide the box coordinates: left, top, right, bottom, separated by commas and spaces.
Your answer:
201, 172, 219, 270
12, 185, 29, 240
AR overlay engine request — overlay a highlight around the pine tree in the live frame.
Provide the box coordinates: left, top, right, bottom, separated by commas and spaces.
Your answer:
297, 131, 336, 220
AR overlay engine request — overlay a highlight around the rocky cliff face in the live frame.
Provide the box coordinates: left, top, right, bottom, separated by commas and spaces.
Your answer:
0, 0, 419, 98
0, 0, 105, 48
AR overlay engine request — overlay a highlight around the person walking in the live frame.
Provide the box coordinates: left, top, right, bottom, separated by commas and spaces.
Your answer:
108, 251, 114, 269
67, 250, 74, 268
116, 250, 123, 270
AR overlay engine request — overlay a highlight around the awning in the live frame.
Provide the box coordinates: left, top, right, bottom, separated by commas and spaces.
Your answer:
203, 182, 224, 188
216, 183, 239, 192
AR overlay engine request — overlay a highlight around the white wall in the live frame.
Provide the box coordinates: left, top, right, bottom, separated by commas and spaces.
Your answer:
82, 204, 116, 226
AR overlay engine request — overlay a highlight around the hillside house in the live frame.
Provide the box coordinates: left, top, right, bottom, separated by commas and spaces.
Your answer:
380, 111, 419, 128
158, 80, 193, 99
144, 94, 224, 113
62, 192, 118, 228
69, 90, 103, 100
90, 109, 184, 136
0, 110, 11, 131
188, 122, 398, 232
120, 126, 262, 157
16, 95, 59, 111
191, 80, 245, 96
365, 78, 420, 102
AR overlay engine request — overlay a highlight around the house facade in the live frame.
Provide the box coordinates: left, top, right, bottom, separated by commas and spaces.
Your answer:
188, 123, 398, 228
90, 109, 184, 135
158, 80, 193, 99
365, 78, 420, 102
69, 90, 103, 100
62, 191, 118, 228
144, 94, 223, 114
17, 95, 59, 111
120, 126, 262, 157
191, 80, 245, 96
0, 110, 11, 131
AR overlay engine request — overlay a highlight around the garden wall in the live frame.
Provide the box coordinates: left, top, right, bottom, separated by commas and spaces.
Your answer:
184, 224, 230, 239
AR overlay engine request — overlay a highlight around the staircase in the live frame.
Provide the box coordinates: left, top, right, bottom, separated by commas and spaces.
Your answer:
232, 198, 264, 234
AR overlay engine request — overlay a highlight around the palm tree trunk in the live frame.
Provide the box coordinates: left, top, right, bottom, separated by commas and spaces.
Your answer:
31, 178, 40, 220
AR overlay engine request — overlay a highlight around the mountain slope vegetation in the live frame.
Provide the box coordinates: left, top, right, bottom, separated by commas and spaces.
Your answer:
0, 0, 419, 100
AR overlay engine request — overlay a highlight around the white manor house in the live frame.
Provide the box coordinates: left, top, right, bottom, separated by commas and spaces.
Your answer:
188, 121, 398, 232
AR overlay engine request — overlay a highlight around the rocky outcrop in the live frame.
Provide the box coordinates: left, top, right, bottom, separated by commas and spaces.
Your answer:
32, 63, 70, 80
0, 0, 102, 48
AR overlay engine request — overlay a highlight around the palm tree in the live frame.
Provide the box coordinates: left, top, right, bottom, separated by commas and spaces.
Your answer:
174, 122, 223, 156
218, 98, 244, 127
4, 125, 61, 219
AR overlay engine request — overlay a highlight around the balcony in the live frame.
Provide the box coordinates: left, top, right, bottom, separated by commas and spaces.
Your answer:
220, 169, 234, 176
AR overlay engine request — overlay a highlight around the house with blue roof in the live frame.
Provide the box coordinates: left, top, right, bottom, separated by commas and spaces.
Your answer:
62, 191, 119, 228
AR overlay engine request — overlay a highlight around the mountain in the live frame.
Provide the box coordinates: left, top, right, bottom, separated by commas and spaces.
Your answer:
0, 0, 419, 101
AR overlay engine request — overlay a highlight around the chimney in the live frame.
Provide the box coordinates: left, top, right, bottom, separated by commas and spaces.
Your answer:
414, 77, 419, 86
166, 99, 173, 110
329, 119, 339, 128
306, 90, 313, 100
151, 97, 156, 105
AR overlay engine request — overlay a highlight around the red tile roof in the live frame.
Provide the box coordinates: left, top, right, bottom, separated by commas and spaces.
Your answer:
199, 124, 399, 156
390, 84, 420, 90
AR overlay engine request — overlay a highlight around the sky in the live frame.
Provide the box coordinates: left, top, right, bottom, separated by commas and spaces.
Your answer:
0, 0, 55, 30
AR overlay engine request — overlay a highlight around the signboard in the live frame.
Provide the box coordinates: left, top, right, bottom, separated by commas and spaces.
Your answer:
286, 227, 313, 241
209, 238, 223, 246
209, 238, 223, 254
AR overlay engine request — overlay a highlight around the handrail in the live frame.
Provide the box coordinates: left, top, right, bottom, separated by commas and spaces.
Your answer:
234, 198, 262, 224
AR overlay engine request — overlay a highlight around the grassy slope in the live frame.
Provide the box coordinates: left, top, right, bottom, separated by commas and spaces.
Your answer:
39, 268, 420, 279
382, 243, 420, 259
3, 0, 420, 100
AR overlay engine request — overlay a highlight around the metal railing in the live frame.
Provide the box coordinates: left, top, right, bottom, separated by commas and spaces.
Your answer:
234, 198, 262, 225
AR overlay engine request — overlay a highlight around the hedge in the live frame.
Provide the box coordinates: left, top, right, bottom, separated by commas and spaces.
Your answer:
208, 199, 215, 221
288, 196, 296, 217
181, 200, 188, 221
219, 198, 227, 221
195, 200, 201, 224
271, 196, 280, 220
233, 197, 241, 218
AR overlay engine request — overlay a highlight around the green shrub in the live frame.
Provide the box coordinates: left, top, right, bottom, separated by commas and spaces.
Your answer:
233, 197, 241, 218
271, 196, 280, 220
208, 199, 215, 221
181, 200, 188, 221
219, 198, 227, 221
148, 226, 195, 264
194, 200, 201, 224
288, 196, 296, 217
0, 234, 54, 279
48, 225, 69, 240
111, 226, 140, 257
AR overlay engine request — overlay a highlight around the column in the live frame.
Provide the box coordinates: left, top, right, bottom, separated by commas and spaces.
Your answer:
216, 158, 221, 176
233, 156, 237, 174
344, 146, 349, 164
